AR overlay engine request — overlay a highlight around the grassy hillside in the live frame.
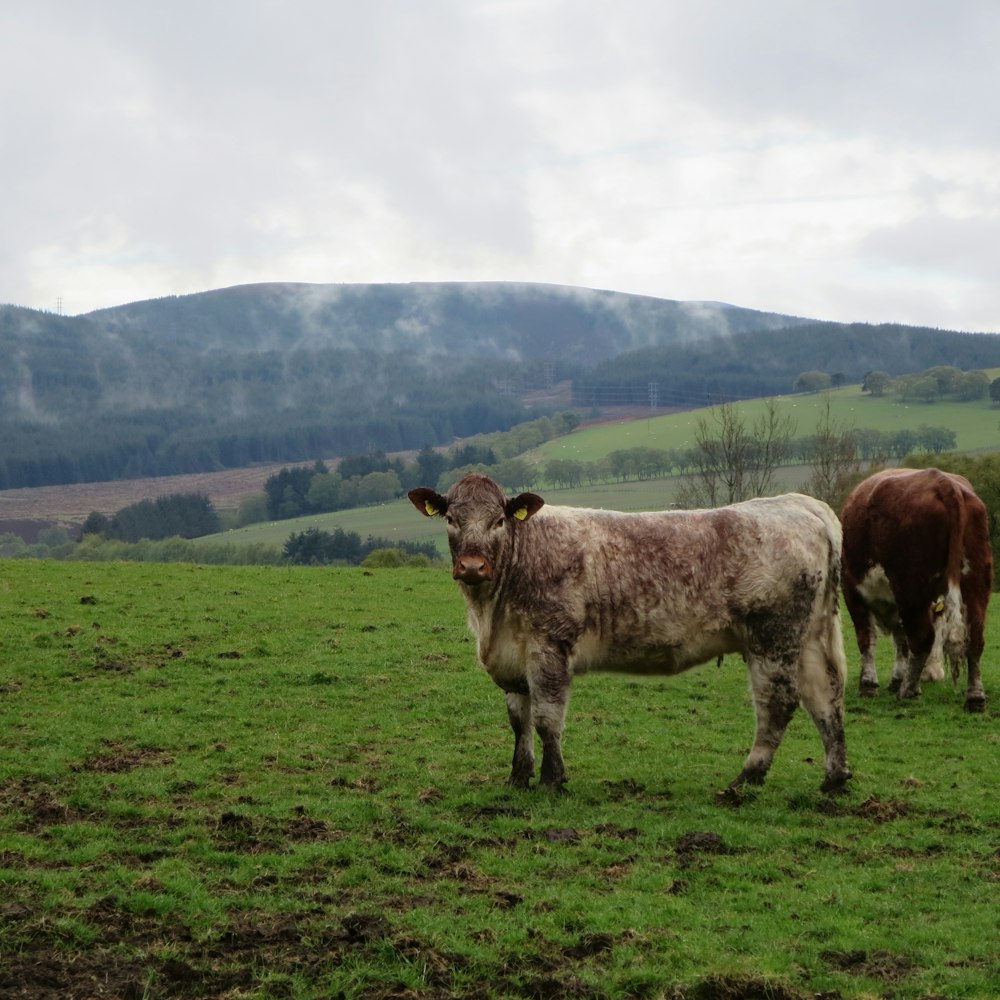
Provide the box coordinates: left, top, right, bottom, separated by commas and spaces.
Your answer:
1, 560, 997, 999
196, 381, 1000, 555
6, 282, 1000, 492
536, 381, 1000, 463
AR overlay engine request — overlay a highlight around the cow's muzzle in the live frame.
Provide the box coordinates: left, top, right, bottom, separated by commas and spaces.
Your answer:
453, 553, 494, 585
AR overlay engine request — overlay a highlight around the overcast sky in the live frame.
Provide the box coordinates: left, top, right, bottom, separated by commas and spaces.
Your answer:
4, 1, 1000, 330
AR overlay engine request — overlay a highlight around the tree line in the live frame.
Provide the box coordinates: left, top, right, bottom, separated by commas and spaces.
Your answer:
81, 493, 220, 543
253, 412, 582, 522
8, 395, 1000, 581
860, 365, 998, 403
3, 522, 439, 568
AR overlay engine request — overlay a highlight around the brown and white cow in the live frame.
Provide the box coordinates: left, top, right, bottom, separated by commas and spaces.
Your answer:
408, 473, 851, 795
841, 467, 992, 711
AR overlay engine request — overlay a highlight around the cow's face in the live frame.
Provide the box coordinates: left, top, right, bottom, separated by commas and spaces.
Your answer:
408, 473, 544, 585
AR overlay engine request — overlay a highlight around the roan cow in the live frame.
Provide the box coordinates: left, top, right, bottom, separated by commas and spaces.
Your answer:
841, 467, 992, 711
408, 473, 851, 794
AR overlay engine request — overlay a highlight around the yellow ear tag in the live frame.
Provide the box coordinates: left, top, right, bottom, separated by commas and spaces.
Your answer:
933, 598, 945, 614
424, 501, 440, 517
513, 506, 528, 521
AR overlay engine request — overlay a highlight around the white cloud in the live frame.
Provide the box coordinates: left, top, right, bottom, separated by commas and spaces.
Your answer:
2, 0, 999, 331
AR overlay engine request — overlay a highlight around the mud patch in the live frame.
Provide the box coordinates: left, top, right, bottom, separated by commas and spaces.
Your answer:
687, 974, 810, 999
821, 947, 916, 983
209, 807, 345, 854
852, 795, 911, 822
74, 739, 174, 773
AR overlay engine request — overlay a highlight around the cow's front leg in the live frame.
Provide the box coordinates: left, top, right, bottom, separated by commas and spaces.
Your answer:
527, 646, 571, 791
505, 692, 535, 788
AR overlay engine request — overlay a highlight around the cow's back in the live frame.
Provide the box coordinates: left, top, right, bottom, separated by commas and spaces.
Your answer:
842, 468, 986, 586
509, 493, 842, 674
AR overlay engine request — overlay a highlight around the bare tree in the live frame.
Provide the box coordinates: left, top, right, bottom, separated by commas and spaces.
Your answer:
802, 395, 862, 508
677, 399, 796, 508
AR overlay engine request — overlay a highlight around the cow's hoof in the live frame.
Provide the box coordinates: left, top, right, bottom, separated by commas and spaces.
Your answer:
715, 785, 752, 807
887, 677, 902, 694
507, 772, 533, 790
820, 770, 852, 795
964, 695, 987, 713
539, 780, 568, 795
859, 682, 879, 698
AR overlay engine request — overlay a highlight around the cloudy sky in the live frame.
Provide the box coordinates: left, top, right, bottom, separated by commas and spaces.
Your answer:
4, 1, 1000, 330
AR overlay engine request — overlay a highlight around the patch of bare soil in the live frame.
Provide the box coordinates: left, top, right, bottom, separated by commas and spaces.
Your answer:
0, 461, 307, 533
821, 948, 915, 983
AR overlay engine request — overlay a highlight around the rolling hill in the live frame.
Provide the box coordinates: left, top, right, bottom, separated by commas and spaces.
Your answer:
189, 382, 1000, 557
3, 281, 1000, 497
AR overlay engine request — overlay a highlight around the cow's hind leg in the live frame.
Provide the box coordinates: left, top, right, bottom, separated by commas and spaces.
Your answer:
963, 625, 987, 713
965, 657, 987, 712
888, 632, 914, 694
797, 645, 852, 794
505, 692, 535, 788
733, 657, 800, 790
857, 615, 880, 697
898, 646, 930, 701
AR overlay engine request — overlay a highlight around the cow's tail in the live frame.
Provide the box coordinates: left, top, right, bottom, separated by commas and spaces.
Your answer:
809, 497, 849, 690
933, 472, 970, 684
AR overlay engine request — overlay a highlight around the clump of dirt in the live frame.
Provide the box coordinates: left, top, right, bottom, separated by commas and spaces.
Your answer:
73, 740, 174, 773
675, 831, 731, 867
852, 795, 911, 822
687, 974, 811, 999
821, 948, 916, 982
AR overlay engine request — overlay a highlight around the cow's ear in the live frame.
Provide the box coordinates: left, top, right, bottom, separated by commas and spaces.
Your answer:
506, 492, 544, 523
408, 487, 448, 518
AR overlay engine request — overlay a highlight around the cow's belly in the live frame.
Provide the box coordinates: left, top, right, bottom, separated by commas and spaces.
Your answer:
572, 627, 742, 676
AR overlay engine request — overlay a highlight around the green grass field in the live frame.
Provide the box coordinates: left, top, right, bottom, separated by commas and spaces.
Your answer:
2, 560, 998, 999
534, 383, 1000, 464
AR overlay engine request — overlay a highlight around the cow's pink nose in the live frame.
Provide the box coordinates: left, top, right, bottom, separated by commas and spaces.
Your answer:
454, 554, 493, 583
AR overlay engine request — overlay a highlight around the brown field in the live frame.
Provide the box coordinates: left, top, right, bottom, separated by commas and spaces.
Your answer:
0, 462, 306, 541
0, 403, 660, 542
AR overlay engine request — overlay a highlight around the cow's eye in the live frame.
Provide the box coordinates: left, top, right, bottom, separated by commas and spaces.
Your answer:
444, 514, 455, 527
493, 515, 505, 530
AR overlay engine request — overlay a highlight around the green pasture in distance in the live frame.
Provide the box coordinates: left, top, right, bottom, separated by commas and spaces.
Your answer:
193, 482, 690, 556
195, 500, 438, 552
193, 376, 1000, 553
532, 380, 1000, 465
1, 559, 998, 999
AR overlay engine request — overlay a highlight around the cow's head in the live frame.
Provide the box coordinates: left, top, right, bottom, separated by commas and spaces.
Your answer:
408, 473, 544, 586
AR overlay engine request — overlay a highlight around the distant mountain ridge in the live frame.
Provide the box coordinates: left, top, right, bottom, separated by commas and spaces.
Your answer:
2, 281, 999, 490
82, 281, 810, 364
